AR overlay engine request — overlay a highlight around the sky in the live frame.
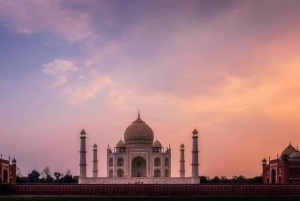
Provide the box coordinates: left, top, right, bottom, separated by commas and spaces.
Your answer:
1, 0, 300, 179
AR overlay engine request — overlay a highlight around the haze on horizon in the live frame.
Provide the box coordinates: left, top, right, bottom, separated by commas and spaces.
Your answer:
1, 0, 300, 179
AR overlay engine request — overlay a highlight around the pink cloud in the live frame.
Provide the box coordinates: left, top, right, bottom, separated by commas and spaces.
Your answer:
0, 0, 94, 41
43, 59, 78, 75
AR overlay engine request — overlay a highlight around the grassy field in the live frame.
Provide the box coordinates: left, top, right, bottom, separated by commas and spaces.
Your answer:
1, 196, 300, 201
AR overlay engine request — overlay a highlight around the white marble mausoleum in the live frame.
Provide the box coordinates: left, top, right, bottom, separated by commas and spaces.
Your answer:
78, 112, 200, 184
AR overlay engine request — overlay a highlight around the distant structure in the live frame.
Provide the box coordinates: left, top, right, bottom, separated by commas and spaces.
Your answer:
79, 129, 87, 178
92, 144, 98, 178
262, 142, 300, 184
78, 111, 200, 184
179, 143, 185, 178
191, 128, 199, 177
0, 155, 17, 184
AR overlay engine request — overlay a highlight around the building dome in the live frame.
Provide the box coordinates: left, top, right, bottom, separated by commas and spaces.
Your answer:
262, 158, 267, 162
124, 113, 154, 145
116, 140, 126, 147
290, 151, 300, 159
152, 140, 162, 148
281, 143, 297, 158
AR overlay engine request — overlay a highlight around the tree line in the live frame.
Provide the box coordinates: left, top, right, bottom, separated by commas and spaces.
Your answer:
16, 166, 78, 183
200, 175, 262, 184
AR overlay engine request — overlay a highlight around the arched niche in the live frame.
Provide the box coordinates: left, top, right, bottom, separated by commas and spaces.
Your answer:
154, 169, 161, 177
131, 156, 146, 177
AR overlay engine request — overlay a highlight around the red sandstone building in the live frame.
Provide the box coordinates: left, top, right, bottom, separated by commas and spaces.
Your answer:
0, 156, 17, 184
262, 143, 300, 184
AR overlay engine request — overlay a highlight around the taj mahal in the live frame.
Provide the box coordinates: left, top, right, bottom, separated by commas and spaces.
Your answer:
78, 112, 200, 184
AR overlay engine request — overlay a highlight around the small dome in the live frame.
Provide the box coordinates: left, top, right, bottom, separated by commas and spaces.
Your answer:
12, 158, 16, 162
80, 128, 86, 135
124, 114, 154, 145
93, 143, 97, 148
180, 143, 185, 147
192, 128, 198, 134
262, 158, 267, 162
116, 140, 126, 147
290, 151, 300, 159
281, 143, 297, 158
152, 140, 162, 148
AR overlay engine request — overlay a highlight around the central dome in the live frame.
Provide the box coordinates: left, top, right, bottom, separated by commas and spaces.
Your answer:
124, 113, 154, 145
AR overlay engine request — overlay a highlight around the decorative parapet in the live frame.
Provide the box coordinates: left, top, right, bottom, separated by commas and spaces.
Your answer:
79, 177, 199, 184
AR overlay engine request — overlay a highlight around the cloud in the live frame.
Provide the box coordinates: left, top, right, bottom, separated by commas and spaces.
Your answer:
0, 0, 94, 41
62, 72, 113, 105
43, 60, 78, 75
43, 59, 78, 88
51, 76, 67, 88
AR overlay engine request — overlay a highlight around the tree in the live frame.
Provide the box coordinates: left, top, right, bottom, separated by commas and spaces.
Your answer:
15, 167, 29, 183
72, 175, 79, 183
40, 166, 53, 183
53, 172, 61, 182
220, 176, 229, 183
28, 170, 40, 183
252, 176, 262, 183
200, 176, 209, 183
62, 170, 73, 183
211, 176, 221, 183
232, 175, 246, 183
42, 166, 51, 178
45, 175, 54, 183
63, 174, 74, 183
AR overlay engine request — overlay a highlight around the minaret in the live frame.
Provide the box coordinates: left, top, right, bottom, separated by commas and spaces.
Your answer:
262, 158, 267, 184
79, 128, 87, 177
92, 143, 98, 178
191, 128, 199, 177
179, 143, 185, 178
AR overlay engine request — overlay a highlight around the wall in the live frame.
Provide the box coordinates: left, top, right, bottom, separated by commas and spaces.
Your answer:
11, 184, 300, 196
79, 177, 199, 184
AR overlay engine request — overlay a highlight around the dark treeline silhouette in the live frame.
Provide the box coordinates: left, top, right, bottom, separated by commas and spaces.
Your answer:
200, 175, 262, 184
16, 166, 78, 184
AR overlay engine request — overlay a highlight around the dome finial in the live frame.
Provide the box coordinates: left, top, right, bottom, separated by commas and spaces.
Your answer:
80, 128, 86, 135
138, 109, 140, 119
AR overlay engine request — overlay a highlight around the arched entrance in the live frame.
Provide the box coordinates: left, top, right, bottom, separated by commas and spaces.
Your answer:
109, 158, 113, 167
117, 158, 124, 166
3, 169, 8, 183
109, 169, 113, 177
154, 158, 161, 166
165, 158, 169, 167
132, 156, 146, 177
271, 169, 276, 184
117, 169, 124, 177
154, 169, 161, 177
165, 169, 169, 177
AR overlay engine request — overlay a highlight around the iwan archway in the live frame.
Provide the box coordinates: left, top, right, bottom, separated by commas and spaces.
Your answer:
3, 169, 8, 183
131, 156, 146, 177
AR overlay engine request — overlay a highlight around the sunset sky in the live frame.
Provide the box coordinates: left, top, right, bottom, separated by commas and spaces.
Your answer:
1, 0, 300, 179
